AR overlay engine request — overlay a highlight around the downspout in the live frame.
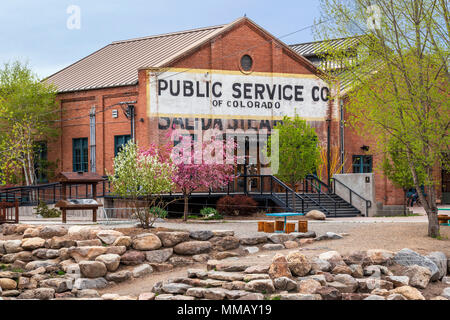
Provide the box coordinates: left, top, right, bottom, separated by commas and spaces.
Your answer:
339, 98, 345, 174
89, 105, 96, 173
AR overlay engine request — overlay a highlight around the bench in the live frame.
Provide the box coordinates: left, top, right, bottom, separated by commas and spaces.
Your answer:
438, 208, 450, 226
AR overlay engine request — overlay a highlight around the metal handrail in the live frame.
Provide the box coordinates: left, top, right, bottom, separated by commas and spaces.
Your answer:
304, 176, 339, 217
331, 177, 372, 216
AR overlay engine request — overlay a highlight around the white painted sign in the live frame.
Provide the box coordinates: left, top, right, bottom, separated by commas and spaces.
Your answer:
149, 69, 329, 120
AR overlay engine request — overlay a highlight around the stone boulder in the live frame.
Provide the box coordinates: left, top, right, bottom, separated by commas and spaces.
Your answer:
386, 275, 409, 287
4, 240, 23, 254
18, 288, 55, 300
289, 231, 316, 239
332, 264, 353, 275
239, 235, 268, 245
268, 254, 292, 279
426, 252, 447, 280
68, 226, 101, 240
47, 237, 77, 249
120, 250, 146, 265
112, 236, 132, 247
68, 246, 107, 263
298, 279, 322, 294
73, 277, 108, 290
21, 237, 46, 250
157, 232, 190, 247
442, 287, 450, 300
334, 274, 358, 293
133, 264, 153, 278
0, 278, 17, 290
315, 286, 341, 300
315, 232, 343, 241
95, 254, 121, 272
79, 261, 108, 278
273, 277, 298, 291
318, 251, 345, 268
310, 257, 332, 273
212, 230, 234, 237
162, 283, 192, 294
305, 210, 326, 220
173, 241, 212, 255
393, 248, 439, 281
132, 233, 162, 251
189, 231, 214, 241
145, 248, 173, 263
23, 228, 40, 238
96, 230, 124, 245
390, 286, 425, 300
366, 249, 394, 265
40, 278, 73, 293
267, 233, 292, 244
286, 252, 311, 276
210, 236, 240, 251
244, 279, 275, 293
263, 244, 284, 250
106, 270, 132, 283
39, 226, 68, 239
404, 265, 432, 289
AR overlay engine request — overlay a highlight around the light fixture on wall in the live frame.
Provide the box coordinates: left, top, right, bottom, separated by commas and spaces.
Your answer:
361, 145, 370, 151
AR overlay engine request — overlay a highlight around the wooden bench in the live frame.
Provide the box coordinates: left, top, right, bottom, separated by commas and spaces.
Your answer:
438, 208, 450, 226
0, 200, 19, 224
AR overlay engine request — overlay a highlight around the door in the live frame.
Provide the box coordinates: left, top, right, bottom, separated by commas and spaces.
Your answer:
442, 169, 450, 204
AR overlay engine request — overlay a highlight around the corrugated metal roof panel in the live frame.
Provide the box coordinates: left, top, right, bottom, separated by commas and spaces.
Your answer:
45, 24, 226, 92
290, 37, 360, 57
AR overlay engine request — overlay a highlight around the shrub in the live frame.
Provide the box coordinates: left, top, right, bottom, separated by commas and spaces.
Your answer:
34, 201, 61, 218
149, 206, 168, 219
216, 195, 259, 216
200, 207, 223, 220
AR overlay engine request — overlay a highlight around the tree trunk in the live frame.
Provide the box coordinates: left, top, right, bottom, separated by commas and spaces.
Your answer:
409, 161, 440, 237
183, 195, 189, 221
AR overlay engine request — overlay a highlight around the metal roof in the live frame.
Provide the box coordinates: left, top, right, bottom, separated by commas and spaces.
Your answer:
45, 24, 227, 92
45, 17, 323, 93
290, 37, 360, 57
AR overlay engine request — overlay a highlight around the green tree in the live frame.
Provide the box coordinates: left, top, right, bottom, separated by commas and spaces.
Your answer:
0, 61, 59, 185
381, 137, 426, 214
108, 141, 176, 229
315, 0, 449, 237
267, 115, 321, 211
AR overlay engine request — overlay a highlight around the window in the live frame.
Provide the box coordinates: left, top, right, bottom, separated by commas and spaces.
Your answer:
352, 155, 372, 173
114, 135, 132, 156
240, 55, 253, 72
73, 138, 88, 172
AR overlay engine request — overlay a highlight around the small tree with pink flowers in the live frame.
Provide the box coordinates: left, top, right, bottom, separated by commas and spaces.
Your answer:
142, 128, 236, 221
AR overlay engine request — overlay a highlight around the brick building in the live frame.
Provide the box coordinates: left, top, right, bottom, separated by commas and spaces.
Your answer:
44, 17, 449, 214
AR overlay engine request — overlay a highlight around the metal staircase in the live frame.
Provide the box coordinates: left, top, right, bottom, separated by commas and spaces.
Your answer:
241, 174, 369, 217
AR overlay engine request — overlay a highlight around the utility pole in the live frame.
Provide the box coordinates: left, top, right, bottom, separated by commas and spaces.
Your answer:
127, 104, 136, 142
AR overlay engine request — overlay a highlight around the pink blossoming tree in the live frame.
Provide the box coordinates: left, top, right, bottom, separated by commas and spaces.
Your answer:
142, 128, 236, 221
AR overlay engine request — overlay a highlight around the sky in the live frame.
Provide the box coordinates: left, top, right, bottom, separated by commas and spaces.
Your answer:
0, 0, 323, 79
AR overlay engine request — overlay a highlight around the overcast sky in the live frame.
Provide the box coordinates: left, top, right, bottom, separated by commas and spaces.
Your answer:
0, 0, 322, 79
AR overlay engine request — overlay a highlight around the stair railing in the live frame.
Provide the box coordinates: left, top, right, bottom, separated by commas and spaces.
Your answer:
331, 177, 372, 217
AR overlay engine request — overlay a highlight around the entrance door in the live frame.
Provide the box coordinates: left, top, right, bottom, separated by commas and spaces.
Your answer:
442, 169, 450, 204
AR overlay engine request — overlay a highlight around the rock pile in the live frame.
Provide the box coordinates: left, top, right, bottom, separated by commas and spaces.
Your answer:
141, 248, 450, 301
0, 223, 345, 300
